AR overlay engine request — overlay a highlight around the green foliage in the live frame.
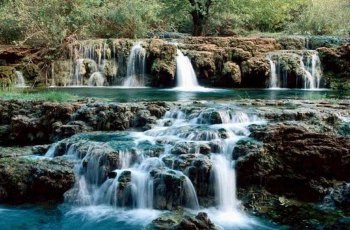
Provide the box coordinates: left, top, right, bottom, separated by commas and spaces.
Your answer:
287, 0, 350, 35
0, 0, 349, 45
0, 90, 77, 102
103, 0, 164, 38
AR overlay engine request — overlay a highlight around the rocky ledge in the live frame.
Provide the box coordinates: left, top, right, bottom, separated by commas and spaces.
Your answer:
0, 147, 75, 203
0, 100, 170, 146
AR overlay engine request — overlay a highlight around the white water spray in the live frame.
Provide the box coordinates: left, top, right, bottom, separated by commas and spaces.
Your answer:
267, 50, 323, 89
175, 50, 204, 91
14, 71, 26, 87
123, 43, 147, 87
88, 72, 105, 86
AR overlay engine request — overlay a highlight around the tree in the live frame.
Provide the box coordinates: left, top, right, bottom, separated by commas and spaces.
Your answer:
160, 0, 223, 36
188, 0, 214, 36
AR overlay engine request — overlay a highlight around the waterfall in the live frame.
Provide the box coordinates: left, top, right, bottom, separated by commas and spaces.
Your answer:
267, 55, 278, 88
51, 62, 55, 86
299, 56, 316, 89
14, 71, 26, 87
123, 43, 146, 87
61, 40, 119, 86
267, 50, 323, 89
175, 49, 201, 90
45, 104, 265, 227
212, 155, 238, 211
88, 72, 105, 86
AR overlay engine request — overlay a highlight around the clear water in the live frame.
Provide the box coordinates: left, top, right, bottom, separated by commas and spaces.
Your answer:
49, 87, 349, 102
0, 204, 160, 230
0, 204, 277, 230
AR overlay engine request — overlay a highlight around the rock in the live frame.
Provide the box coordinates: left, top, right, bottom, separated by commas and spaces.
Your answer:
0, 157, 75, 203
31, 145, 50, 155
163, 152, 212, 204
238, 188, 346, 229
318, 44, 350, 90
0, 66, 15, 88
151, 169, 185, 210
277, 36, 306, 50
53, 120, 92, 140
219, 61, 241, 87
52, 60, 71, 86
0, 100, 170, 146
186, 51, 216, 84
148, 211, 216, 230
324, 183, 350, 212
148, 39, 177, 87
241, 57, 270, 87
236, 123, 350, 202
179, 212, 215, 230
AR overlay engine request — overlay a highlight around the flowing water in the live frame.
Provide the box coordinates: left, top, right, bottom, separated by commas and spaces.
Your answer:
14, 71, 26, 87
123, 43, 147, 87
88, 72, 105, 86
37, 103, 273, 229
267, 50, 323, 89
54, 40, 147, 87
175, 50, 207, 91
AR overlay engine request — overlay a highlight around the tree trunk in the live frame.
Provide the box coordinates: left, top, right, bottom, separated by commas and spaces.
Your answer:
191, 12, 205, 36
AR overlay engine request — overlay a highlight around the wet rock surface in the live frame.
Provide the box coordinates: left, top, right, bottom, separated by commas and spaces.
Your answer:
0, 154, 75, 203
236, 123, 350, 202
148, 210, 216, 230
0, 100, 170, 146
0, 99, 349, 229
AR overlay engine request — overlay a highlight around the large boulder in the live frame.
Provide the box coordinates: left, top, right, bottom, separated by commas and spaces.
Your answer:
218, 61, 242, 87
148, 211, 216, 230
318, 44, 350, 90
241, 57, 270, 87
0, 66, 15, 88
148, 39, 177, 87
236, 123, 350, 202
0, 157, 75, 203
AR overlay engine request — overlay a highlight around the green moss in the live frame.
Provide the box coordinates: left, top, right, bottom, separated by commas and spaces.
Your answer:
0, 66, 15, 88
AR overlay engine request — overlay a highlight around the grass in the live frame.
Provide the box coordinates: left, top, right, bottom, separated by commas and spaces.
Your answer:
0, 89, 78, 102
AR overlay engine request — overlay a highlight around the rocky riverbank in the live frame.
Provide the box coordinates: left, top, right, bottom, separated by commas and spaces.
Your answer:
0, 99, 349, 228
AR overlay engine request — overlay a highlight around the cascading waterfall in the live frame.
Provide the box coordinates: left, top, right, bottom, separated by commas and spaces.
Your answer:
267, 50, 323, 89
299, 56, 316, 89
54, 40, 121, 86
88, 72, 105, 86
175, 50, 202, 90
267, 55, 278, 89
45, 104, 264, 227
123, 43, 147, 87
14, 71, 26, 87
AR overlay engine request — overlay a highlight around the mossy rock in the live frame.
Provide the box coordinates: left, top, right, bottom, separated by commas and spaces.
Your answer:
218, 61, 241, 87
0, 66, 15, 88
52, 60, 71, 86
277, 36, 306, 50
148, 39, 177, 87
241, 57, 270, 87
